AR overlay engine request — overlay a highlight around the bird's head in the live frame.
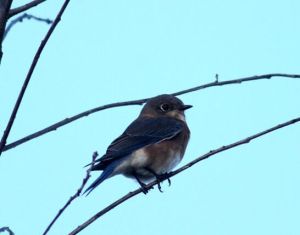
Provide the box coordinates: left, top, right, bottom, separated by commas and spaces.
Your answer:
140, 94, 192, 121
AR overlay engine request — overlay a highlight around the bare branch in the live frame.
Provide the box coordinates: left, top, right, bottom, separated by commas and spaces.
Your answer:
0, 0, 13, 62
3, 73, 300, 153
8, 0, 46, 18
4, 99, 146, 152
68, 116, 300, 235
0, 0, 71, 157
42, 152, 98, 235
4, 13, 53, 40
171, 73, 300, 96
0, 226, 15, 235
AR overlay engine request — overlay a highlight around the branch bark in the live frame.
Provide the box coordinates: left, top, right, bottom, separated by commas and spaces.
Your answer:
4, 13, 52, 40
68, 116, 300, 235
0, 0, 13, 62
0, 0, 71, 156
8, 0, 46, 18
3, 73, 300, 153
0, 226, 14, 235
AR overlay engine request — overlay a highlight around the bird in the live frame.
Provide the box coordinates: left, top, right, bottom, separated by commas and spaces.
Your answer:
83, 94, 192, 195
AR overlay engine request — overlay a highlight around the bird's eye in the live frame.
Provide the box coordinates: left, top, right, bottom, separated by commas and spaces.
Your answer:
160, 103, 170, 112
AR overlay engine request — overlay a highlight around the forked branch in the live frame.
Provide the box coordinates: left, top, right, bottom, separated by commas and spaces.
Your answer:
42, 152, 98, 235
8, 0, 46, 18
4, 13, 52, 40
0, 0, 71, 156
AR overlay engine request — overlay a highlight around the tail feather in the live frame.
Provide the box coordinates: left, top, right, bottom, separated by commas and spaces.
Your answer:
83, 156, 128, 196
83, 166, 114, 196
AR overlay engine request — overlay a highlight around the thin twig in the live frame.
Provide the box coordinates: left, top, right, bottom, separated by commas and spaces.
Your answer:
171, 73, 300, 96
0, 226, 15, 235
42, 152, 98, 235
0, 0, 71, 156
8, 0, 46, 18
4, 13, 53, 40
3, 73, 300, 153
68, 116, 300, 235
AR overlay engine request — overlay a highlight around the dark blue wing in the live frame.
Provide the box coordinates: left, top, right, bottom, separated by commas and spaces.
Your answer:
91, 117, 184, 170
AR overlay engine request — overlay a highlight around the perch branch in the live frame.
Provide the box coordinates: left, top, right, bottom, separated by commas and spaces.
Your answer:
68, 116, 300, 235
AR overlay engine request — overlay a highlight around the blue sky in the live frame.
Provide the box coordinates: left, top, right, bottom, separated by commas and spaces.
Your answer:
1, 0, 300, 235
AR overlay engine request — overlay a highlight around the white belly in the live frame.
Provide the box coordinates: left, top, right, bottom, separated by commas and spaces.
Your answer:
111, 148, 182, 177
112, 148, 149, 175
157, 151, 182, 174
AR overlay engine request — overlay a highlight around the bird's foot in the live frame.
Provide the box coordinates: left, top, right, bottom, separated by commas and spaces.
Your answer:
140, 183, 154, 194
135, 174, 153, 194
145, 168, 171, 192
158, 173, 171, 187
140, 183, 149, 194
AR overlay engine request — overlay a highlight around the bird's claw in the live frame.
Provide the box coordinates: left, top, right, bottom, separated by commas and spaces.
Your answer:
144, 168, 172, 192
159, 173, 171, 187
141, 186, 149, 194
167, 178, 171, 187
140, 182, 154, 194
156, 173, 171, 192
157, 181, 163, 193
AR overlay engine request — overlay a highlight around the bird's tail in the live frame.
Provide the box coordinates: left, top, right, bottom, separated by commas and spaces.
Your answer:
83, 165, 115, 196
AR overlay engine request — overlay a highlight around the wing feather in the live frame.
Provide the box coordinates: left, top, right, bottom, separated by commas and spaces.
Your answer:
91, 117, 183, 170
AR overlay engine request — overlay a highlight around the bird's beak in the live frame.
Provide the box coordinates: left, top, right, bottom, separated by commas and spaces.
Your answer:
179, 104, 193, 111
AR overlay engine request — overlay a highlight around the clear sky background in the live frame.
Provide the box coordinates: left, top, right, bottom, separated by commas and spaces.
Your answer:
1, 0, 300, 235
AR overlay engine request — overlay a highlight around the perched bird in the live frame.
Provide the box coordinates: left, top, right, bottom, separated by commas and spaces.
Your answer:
84, 94, 192, 195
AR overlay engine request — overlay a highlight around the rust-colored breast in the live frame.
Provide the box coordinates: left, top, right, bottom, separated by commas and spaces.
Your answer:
143, 121, 190, 175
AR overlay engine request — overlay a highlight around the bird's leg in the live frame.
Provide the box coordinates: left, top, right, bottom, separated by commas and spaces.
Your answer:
145, 168, 167, 193
134, 173, 151, 194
